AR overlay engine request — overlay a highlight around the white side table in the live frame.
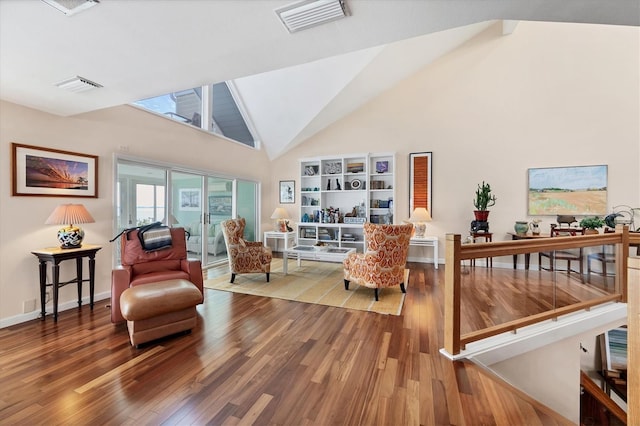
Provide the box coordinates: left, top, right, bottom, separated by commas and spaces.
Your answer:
409, 236, 439, 269
263, 231, 297, 252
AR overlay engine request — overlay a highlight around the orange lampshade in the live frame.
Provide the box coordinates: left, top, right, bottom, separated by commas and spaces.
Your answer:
45, 204, 95, 249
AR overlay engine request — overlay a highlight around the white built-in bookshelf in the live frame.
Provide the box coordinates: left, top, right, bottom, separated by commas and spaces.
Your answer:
298, 153, 395, 251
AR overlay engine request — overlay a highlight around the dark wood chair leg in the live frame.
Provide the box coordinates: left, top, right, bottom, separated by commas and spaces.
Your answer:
230, 273, 236, 283
400, 283, 406, 293
344, 279, 350, 290
374, 288, 379, 301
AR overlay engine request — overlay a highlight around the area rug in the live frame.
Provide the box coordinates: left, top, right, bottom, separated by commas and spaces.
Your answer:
203, 258, 408, 315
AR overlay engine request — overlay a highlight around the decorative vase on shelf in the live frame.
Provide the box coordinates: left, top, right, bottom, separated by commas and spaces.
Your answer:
514, 221, 529, 234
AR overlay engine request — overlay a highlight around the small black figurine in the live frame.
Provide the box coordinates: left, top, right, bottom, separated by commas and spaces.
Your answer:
336, 178, 341, 190
327, 180, 331, 190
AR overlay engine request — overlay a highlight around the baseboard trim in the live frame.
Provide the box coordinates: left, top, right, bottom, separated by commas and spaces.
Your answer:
0, 291, 111, 329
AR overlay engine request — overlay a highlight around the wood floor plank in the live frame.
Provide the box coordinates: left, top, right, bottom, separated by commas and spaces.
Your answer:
0, 262, 578, 425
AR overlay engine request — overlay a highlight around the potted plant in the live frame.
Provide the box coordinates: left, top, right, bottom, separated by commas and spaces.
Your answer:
473, 181, 497, 221
579, 216, 605, 234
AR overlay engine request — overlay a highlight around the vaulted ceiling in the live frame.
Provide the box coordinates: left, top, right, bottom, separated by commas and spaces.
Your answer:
1, 1, 637, 159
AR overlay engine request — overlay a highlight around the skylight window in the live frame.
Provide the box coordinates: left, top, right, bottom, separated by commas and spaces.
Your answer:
133, 82, 257, 148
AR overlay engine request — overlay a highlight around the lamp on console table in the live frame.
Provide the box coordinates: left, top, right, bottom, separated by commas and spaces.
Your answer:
45, 204, 95, 249
270, 207, 290, 232
409, 207, 432, 238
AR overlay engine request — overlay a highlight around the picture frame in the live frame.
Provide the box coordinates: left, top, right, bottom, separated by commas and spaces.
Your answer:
528, 165, 607, 215
375, 161, 389, 173
280, 180, 295, 204
11, 143, 98, 198
409, 152, 433, 217
179, 188, 201, 211
208, 195, 232, 216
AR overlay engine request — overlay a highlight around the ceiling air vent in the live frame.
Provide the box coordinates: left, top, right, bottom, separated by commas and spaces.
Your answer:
55, 76, 103, 93
275, 0, 347, 33
41, 0, 99, 16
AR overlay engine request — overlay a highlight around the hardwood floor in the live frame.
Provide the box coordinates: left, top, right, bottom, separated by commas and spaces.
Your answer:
0, 263, 580, 425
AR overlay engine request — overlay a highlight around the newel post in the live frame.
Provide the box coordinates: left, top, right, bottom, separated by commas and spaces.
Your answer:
614, 224, 629, 302
444, 234, 462, 355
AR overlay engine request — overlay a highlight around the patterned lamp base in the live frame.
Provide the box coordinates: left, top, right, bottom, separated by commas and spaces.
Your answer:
57, 226, 85, 249
413, 223, 426, 237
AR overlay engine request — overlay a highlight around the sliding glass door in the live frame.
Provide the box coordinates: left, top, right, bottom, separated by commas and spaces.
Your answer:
206, 177, 234, 263
237, 179, 258, 241
171, 171, 204, 259
116, 158, 259, 269
116, 162, 167, 231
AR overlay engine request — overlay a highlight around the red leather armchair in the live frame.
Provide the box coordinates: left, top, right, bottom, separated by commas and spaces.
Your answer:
111, 227, 203, 323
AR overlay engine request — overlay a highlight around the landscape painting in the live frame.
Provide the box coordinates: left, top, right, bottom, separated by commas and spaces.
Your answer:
528, 165, 607, 215
12, 143, 98, 197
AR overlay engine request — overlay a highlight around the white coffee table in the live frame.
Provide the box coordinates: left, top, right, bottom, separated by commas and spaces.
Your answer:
282, 245, 355, 275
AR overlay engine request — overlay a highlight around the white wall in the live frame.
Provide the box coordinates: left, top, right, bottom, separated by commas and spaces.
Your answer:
488, 318, 626, 423
0, 103, 271, 325
271, 21, 640, 266
1, 20, 638, 326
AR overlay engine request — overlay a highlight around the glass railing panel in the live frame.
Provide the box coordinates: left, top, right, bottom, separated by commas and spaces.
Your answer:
458, 240, 622, 336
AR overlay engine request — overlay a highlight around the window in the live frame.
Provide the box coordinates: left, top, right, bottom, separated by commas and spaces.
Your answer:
209, 83, 255, 146
133, 82, 257, 147
136, 183, 165, 226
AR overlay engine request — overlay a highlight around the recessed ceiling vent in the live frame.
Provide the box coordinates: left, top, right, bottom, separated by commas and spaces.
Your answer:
41, 0, 99, 16
275, 0, 347, 33
55, 76, 103, 93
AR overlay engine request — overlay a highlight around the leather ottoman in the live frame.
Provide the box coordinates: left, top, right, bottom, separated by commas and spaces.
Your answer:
120, 279, 201, 347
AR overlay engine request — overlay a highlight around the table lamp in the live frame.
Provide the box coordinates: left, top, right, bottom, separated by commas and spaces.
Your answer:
409, 207, 431, 238
270, 207, 289, 232
45, 203, 95, 249
166, 213, 179, 226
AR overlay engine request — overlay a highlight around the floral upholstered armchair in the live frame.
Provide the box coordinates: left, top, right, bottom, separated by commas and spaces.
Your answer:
343, 222, 413, 301
221, 218, 272, 283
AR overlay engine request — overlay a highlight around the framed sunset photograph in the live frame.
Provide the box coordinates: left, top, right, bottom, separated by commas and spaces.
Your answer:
11, 143, 98, 197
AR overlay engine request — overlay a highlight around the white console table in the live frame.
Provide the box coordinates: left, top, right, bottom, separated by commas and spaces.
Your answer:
263, 231, 297, 252
409, 236, 439, 269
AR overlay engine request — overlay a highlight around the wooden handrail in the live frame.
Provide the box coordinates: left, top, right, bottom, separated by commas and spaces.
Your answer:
580, 370, 627, 424
459, 233, 625, 260
461, 295, 622, 347
444, 226, 631, 355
